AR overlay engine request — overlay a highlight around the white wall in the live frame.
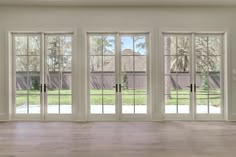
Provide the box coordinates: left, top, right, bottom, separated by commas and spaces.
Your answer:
0, 6, 235, 120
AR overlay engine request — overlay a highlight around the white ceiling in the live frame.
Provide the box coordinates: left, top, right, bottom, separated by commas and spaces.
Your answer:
0, 0, 235, 7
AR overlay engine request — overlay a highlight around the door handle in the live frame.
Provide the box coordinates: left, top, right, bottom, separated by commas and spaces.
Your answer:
40, 84, 43, 92
194, 84, 199, 92
119, 84, 124, 92
113, 84, 118, 92
187, 84, 193, 92
44, 84, 47, 93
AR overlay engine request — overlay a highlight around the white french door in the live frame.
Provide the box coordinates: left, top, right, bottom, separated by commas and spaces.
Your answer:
13, 33, 73, 120
88, 33, 149, 121
163, 32, 224, 120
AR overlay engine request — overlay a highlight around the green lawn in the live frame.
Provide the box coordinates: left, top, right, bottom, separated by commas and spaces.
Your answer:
15, 89, 221, 107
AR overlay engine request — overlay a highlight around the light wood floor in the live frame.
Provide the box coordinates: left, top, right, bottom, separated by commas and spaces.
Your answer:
0, 122, 236, 157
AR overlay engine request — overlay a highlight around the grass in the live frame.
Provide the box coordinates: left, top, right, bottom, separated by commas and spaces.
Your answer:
15, 89, 221, 107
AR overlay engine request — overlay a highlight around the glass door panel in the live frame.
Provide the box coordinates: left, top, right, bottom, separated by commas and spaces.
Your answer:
164, 34, 191, 114
89, 34, 116, 115
14, 34, 41, 114
195, 35, 222, 115
88, 33, 149, 119
163, 33, 224, 120
120, 34, 148, 115
45, 34, 72, 115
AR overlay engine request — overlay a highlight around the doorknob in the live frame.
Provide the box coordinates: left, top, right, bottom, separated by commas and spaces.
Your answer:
113, 84, 118, 92
119, 84, 125, 92
194, 84, 199, 92
44, 84, 47, 92
40, 84, 43, 92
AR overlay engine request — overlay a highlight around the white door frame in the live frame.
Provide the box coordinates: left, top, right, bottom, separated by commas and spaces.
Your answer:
161, 31, 227, 121
8, 30, 76, 121
87, 32, 151, 121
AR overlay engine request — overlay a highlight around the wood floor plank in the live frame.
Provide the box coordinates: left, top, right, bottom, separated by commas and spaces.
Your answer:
0, 122, 235, 157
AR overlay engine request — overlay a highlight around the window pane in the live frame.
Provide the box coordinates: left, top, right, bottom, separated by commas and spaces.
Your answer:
90, 74, 102, 95
103, 95, 115, 114
103, 56, 115, 72
29, 72, 40, 94
135, 95, 147, 114
165, 95, 177, 114
103, 73, 115, 95
90, 95, 102, 114
46, 36, 60, 56
103, 35, 115, 55
60, 95, 72, 114
134, 56, 146, 72
196, 95, 208, 114
16, 72, 27, 94
121, 36, 134, 54
47, 95, 59, 114
209, 72, 221, 95
122, 56, 133, 72
209, 95, 221, 114
121, 73, 134, 95
15, 36, 27, 55
16, 56, 27, 71
165, 75, 177, 95
164, 36, 177, 55
208, 56, 221, 72
90, 56, 102, 72
47, 72, 60, 94
89, 35, 103, 55
61, 36, 72, 55
28, 56, 40, 71
195, 36, 208, 56
47, 55, 60, 72
196, 74, 209, 95
208, 36, 221, 56
134, 35, 147, 55
61, 56, 72, 72
165, 56, 178, 74
122, 95, 134, 114
29, 95, 40, 114
135, 73, 147, 94
29, 36, 40, 55
16, 95, 27, 114
178, 96, 190, 114
61, 72, 72, 94
177, 75, 190, 95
